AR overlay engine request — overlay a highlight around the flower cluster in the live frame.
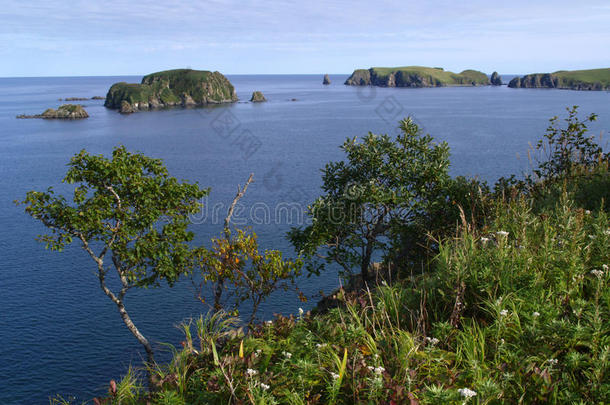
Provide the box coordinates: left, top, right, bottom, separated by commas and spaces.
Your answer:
458, 388, 477, 398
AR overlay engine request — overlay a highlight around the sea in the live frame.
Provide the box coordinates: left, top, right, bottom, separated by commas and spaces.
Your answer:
0, 74, 608, 403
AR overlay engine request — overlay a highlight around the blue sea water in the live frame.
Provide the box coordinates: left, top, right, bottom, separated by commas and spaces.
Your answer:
0, 74, 608, 403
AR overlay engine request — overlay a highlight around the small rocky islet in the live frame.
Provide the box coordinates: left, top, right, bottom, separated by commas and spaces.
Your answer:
17, 104, 89, 119
323, 74, 331, 85
250, 91, 267, 102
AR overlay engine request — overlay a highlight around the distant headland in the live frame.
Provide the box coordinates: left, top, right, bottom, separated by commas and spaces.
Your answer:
508, 68, 610, 91
104, 69, 238, 113
344, 66, 491, 87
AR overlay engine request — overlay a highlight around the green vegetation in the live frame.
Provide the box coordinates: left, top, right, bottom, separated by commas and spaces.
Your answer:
16, 104, 89, 119
46, 108, 610, 404
20, 147, 208, 386
104, 69, 238, 113
508, 68, 610, 90
345, 66, 490, 87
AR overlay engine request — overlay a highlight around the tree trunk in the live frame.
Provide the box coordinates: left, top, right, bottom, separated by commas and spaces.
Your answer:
361, 240, 374, 281
114, 299, 156, 389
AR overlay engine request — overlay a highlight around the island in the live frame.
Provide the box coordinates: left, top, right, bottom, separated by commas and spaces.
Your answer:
104, 69, 238, 113
16, 104, 89, 119
344, 66, 490, 87
508, 68, 610, 90
250, 91, 267, 102
323, 74, 331, 85
490, 71, 502, 86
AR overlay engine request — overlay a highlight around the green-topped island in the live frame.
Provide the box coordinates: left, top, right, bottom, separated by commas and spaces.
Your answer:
508, 68, 610, 90
344, 66, 491, 87
104, 69, 238, 113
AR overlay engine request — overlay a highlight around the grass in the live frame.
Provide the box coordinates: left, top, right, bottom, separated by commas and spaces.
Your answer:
553, 68, 610, 87
82, 190, 609, 404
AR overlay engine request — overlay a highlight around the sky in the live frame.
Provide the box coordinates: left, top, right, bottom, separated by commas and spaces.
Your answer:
1, 0, 609, 77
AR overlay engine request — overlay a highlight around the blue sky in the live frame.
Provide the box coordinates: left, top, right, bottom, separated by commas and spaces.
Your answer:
2, 0, 609, 77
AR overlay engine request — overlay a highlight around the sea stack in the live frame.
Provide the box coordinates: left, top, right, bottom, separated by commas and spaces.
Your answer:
250, 91, 267, 102
323, 74, 331, 85
490, 72, 502, 86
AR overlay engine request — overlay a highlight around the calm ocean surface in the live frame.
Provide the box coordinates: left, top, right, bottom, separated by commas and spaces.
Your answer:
0, 74, 608, 403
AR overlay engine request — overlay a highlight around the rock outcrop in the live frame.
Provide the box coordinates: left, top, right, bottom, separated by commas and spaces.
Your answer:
104, 69, 238, 113
490, 72, 502, 86
17, 104, 89, 119
250, 91, 267, 102
345, 66, 490, 87
323, 74, 331, 85
508, 68, 610, 90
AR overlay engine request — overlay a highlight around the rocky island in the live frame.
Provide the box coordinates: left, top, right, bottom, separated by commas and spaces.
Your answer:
250, 91, 267, 102
104, 69, 238, 113
344, 66, 490, 87
323, 74, 331, 85
508, 68, 610, 90
490, 71, 502, 86
17, 104, 89, 119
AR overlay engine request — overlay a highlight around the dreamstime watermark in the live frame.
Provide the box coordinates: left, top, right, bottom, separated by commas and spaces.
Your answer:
209, 109, 262, 160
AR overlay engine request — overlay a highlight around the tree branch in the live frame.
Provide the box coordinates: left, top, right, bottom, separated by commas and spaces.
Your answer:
224, 173, 254, 232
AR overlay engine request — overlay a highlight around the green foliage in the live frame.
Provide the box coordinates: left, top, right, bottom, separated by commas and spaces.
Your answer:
101, 195, 608, 404
532, 106, 602, 181
194, 228, 302, 325
21, 146, 208, 287
290, 117, 451, 279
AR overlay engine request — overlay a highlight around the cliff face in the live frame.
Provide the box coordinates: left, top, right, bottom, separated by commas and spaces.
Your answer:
345, 66, 490, 87
490, 72, 502, 86
508, 69, 610, 90
104, 69, 238, 113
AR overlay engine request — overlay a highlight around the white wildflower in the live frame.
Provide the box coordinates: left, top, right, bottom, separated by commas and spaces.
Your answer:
548, 358, 558, 366
585, 210, 591, 215
496, 231, 509, 237
316, 343, 327, 349
425, 337, 440, 345
500, 309, 508, 316
260, 383, 270, 391
590, 269, 604, 278
330, 372, 340, 380
298, 307, 304, 317
500, 339, 505, 345
367, 366, 375, 371
588, 235, 596, 239
480, 237, 490, 244
265, 320, 273, 325
603, 264, 608, 271
374, 366, 385, 374
282, 351, 292, 359
458, 388, 477, 398
254, 349, 262, 357
246, 368, 258, 376
604, 229, 610, 236
532, 311, 540, 318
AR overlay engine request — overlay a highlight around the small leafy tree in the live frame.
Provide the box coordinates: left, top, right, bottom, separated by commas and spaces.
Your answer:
192, 175, 302, 326
532, 105, 603, 181
20, 146, 208, 383
290, 118, 451, 280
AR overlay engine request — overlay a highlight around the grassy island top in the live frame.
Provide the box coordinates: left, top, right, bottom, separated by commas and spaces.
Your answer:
346, 66, 490, 86
373, 66, 488, 82
551, 68, 610, 86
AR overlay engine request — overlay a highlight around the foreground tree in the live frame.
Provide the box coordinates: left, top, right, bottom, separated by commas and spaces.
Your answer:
20, 146, 208, 386
290, 118, 451, 280
192, 175, 303, 325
